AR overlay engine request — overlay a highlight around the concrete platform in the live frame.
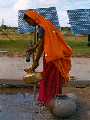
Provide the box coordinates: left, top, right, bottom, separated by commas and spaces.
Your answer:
0, 56, 90, 87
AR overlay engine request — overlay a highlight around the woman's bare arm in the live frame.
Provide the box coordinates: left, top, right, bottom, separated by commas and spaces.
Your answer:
24, 39, 44, 73
31, 39, 44, 71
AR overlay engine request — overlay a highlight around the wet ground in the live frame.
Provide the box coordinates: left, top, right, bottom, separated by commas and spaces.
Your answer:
0, 86, 89, 120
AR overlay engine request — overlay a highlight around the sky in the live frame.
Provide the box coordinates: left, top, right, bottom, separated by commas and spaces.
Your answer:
0, 0, 90, 27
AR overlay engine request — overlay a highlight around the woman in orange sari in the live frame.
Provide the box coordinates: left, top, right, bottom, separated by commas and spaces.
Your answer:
24, 10, 72, 106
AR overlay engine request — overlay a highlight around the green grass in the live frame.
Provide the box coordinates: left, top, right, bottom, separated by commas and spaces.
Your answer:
0, 40, 31, 56
0, 35, 90, 57
65, 36, 90, 57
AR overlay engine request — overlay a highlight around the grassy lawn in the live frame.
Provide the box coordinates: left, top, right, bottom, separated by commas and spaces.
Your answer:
0, 35, 90, 57
65, 36, 90, 57
0, 40, 30, 56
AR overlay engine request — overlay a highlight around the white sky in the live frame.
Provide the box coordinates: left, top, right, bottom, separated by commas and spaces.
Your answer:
0, 0, 90, 27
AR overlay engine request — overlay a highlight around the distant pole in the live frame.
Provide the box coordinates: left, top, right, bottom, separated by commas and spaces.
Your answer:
1, 18, 4, 26
88, 35, 90, 46
32, 25, 38, 64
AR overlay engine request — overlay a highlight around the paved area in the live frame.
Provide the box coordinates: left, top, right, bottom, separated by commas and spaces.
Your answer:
0, 56, 90, 84
0, 56, 43, 81
71, 57, 90, 81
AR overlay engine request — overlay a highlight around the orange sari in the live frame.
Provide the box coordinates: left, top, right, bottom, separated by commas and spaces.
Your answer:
25, 10, 72, 104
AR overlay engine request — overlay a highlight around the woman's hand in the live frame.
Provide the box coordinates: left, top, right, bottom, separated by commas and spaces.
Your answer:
24, 68, 32, 73
32, 61, 39, 71
24, 61, 39, 73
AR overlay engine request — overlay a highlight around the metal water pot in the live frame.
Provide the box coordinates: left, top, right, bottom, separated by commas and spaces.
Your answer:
24, 72, 43, 84
48, 95, 77, 118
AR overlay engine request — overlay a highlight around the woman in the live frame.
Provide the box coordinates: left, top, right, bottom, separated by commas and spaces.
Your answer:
24, 10, 72, 106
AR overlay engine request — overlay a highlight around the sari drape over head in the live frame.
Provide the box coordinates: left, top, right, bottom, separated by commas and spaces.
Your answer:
25, 10, 72, 82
